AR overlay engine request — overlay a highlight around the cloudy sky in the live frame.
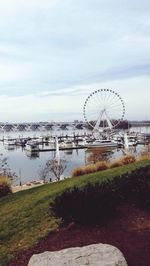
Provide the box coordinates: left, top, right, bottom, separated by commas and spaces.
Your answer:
0, 0, 150, 122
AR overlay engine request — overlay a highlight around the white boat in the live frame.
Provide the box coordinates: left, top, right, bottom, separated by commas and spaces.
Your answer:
123, 133, 138, 149
59, 140, 74, 149
25, 141, 39, 152
86, 139, 118, 148
4, 136, 16, 146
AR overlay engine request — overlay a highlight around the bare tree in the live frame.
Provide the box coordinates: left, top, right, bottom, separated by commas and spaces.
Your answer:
38, 162, 51, 184
38, 158, 67, 183
46, 158, 67, 181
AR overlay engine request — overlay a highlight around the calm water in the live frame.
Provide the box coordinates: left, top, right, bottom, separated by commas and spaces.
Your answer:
0, 127, 149, 185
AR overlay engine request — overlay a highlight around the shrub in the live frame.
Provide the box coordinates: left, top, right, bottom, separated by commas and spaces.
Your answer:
139, 154, 150, 161
72, 164, 97, 177
0, 176, 12, 198
110, 155, 136, 168
72, 166, 86, 177
120, 155, 136, 165
110, 160, 123, 168
51, 164, 150, 225
95, 161, 109, 171
83, 164, 97, 174
51, 183, 117, 224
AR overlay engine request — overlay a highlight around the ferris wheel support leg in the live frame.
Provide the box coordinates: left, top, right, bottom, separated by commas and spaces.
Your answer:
93, 109, 104, 133
104, 109, 113, 129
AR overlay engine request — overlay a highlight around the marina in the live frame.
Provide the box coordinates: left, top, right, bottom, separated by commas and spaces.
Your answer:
0, 126, 150, 185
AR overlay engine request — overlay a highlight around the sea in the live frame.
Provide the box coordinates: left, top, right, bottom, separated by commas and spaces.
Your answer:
0, 126, 150, 185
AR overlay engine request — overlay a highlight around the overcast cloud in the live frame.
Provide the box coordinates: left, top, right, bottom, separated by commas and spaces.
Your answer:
0, 0, 150, 121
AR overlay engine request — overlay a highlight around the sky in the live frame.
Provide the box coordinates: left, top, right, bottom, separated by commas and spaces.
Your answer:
0, 0, 150, 122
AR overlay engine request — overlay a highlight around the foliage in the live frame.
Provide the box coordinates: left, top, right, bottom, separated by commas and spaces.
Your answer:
71, 166, 85, 177
110, 160, 123, 168
51, 183, 117, 224
51, 161, 150, 225
95, 161, 109, 171
120, 155, 136, 165
83, 164, 97, 174
110, 155, 136, 168
0, 176, 12, 198
0, 159, 150, 265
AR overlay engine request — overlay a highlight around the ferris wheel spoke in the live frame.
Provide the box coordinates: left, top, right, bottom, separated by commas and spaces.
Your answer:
104, 90, 113, 104
88, 95, 102, 109
83, 89, 125, 130
108, 96, 121, 107
106, 92, 118, 106
106, 104, 123, 110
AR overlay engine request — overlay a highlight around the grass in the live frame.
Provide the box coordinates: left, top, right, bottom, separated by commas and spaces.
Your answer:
0, 159, 150, 265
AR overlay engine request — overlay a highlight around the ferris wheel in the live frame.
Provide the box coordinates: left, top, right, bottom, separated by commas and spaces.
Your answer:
83, 89, 125, 131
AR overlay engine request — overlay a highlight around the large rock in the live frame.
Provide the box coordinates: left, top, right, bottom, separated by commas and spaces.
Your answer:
28, 243, 128, 266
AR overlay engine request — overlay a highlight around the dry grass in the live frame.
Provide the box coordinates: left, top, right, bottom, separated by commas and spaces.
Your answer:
0, 175, 11, 186
110, 160, 123, 168
95, 161, 109, 171
72, 167, 86, 177
121, 155, 136, 165
72, 164, 97, 177
72, 154, 149, 177
72, 161, 109, 177
110, 155, 136, 168
83, 164, 97, 174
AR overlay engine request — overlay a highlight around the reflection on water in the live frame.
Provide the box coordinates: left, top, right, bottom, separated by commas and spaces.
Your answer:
0, 127, 149, 185
85, 148, 115, 164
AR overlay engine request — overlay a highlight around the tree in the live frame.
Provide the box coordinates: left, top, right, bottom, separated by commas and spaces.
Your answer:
38, 158, 67, 182
46, 158, 67, 181
38, 162, 51, 184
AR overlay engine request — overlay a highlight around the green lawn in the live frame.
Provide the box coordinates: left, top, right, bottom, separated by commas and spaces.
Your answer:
0, 159, 150, 265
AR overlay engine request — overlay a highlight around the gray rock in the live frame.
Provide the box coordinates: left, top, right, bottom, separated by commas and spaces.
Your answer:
28, 243, 128, 266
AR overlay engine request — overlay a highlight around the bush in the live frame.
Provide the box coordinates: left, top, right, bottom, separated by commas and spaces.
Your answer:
83, 164, 97, 175
120, 155, 136, 165
95, 161, 109, 171
51, 164, 150, 225
72, 164, 97, 177
72, 166, 86, 177
110, 160, 123, 168
0, 176, 12, 198
51, 183, 117, 224
110, 155, 136, 168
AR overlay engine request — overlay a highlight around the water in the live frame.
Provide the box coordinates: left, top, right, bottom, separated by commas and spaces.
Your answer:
0, 127, 149, 185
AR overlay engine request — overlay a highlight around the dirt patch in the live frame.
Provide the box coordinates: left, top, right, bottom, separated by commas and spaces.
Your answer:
9, 203, 150, 266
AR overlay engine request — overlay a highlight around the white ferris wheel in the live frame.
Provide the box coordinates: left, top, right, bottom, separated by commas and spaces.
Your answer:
83, 89, 125, 132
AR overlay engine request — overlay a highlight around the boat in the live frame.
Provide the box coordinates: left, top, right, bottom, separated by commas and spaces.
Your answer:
59, 140, 74, 149
86, 139, 118, 149
4, 136, 16, 146
25, 141, 39, 152
123, 133, 138, 150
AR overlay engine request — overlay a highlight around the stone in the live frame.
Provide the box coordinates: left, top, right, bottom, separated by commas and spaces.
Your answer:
28, 243, 128, 266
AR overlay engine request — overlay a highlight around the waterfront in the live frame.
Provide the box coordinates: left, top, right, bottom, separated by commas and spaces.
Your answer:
0, 127, 150, 185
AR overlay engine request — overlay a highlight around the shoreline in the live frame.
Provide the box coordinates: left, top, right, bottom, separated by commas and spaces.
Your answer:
11, 181, 44, 193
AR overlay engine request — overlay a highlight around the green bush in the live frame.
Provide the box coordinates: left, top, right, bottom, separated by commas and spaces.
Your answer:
51, 183, 117, 224
51, 165, 150, 224
0, 176, 12, 198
